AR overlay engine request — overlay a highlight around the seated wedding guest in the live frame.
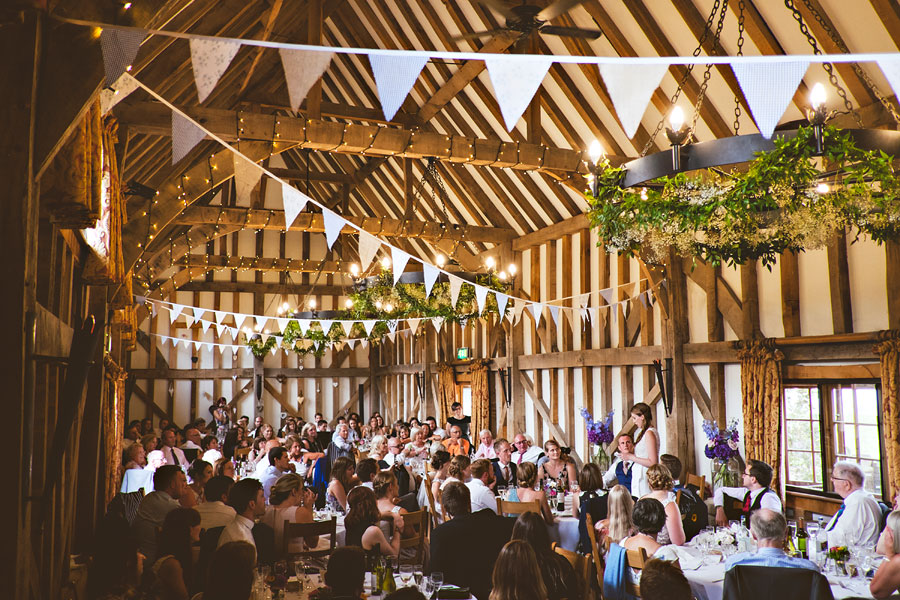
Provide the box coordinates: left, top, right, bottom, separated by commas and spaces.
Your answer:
160, 428, 190, 468
509, 461, 554, 525
123, 449, 167, 494
86, 514, 144, 600
597, 484, 634, 549
261, 446, 292, 502
356, 458, 379, 489
200, 541, 256, 600
214, 456, 236, 480
427, 450, 452, 520
141, 432, 159, 455
122, 442, 146, 471
442, 455, 471, 489
621, 498, 678, 564
327, 423, 355, 472
201, 435, 223, 464
141, 417, 155, 436
725, 509, 817, 572
602, 433, 636, 493
259, 423, 276, 442
218, 479, 265, 556
510, 434, 543, 465
430, 482, 515, 600
367, 434, 390, 469
492, 439, 516, 489
362, 416, 380, 441
473, 429, 497, 460
446, 402, 472, 442
442, 425, 471, 457
123, 421, 141, 449
489, 540, 547, 600
323, 546, 367, 600
402, 427, 430, 460
149, 508, 201, 600
714, 459, 782, 527
284, 435, 305, 474
180, 426, 203, 459
467, 459, 499, 514
640, 558, 693, 600
642, 464, 685, 546
871, 510, 900, 599
344, 486, 403, 556
195, 475, 236, 530
573, 462, 607, 553
252, 439, 281, 478
374, 471, 415, 540
537, 438, 577, 491
383, 436, 403, 467
825, 461, 882, 547
511, 512, 578, 600
299, 422, 326, 464
260, 473, 316, 556
326, 456, 357, 513
425, 416, 446, 440
348, 416, 363, 443
187, 459, 213, 504
133, 465, 188, 565
660, 454, 683, 487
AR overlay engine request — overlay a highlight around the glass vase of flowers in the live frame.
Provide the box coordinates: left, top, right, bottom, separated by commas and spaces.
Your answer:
826, 546, 850, 576
703, 419, 742, 490
581, 408, 615, 472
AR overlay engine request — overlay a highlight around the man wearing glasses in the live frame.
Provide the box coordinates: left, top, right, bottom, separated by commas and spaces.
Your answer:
714, 459, 782, 527
825, 461, 882, 547
510, 433, 544, 465
384, 437, 403, 467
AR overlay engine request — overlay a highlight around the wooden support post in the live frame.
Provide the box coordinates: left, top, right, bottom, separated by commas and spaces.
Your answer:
887, 241, 900, 330
740, 262, 761, 340
780, 251, 802, 337
253, 357, 264, 418
665, 248, 695, 475
827, 230, 853, 334
369, 344, 380, 415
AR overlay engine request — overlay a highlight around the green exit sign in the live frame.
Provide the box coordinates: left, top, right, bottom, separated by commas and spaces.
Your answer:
456, 347, 470, 360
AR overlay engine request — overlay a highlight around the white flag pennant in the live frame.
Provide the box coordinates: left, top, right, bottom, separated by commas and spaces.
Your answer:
214, 310, 227, 324
474, 285, 488, 315
578, 292, 591, 309
276, 318, 289, 332
235, 313, 251, 329
233, 155, 263, 204
358, 232, 382, 272
100, 28, 145, 85
200, 319, 212, 334
485, 56, 553, 131
171, 109, 207, 164
387, 331, 397, 343
423, 264, 440, 298
589, 307, 599, 324
432, 317, 444, 333
319, 320, 334, 334
339, 321, 353, 336
184, 313, 195, 328
322, 209, 345, 249
407, 318, 421, 333
527, 302, 543, 324
282, 183, 309, 230
449, 275, 464, 308
581, 308, 590, 323
731, 61, 809, 138
598, 62, 669, 139
347, 339, 357, 350
229, 327, 240, 340
190, 38, 242, 103
193, 340, 203, 350
369, 53, 429, 121
215, 322, 226, 337
255, 315, 268, 330
391, 247, 411, 284
100, 72, 139, 115
598, 287, 615, 305
495, 293, 509, 317
363, 320, 377, 336
388, 320, 398, 333
879, 59, 900, 104
279, 49, 334, 112
297, 320, 310, 335
168, 303, 185, 324
548, 305, 560, 328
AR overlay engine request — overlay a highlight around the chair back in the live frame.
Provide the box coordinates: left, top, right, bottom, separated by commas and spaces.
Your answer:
398, 510, 427, 565
496, 499, 540, 517
552, 543, 591, 600
624, 546, 649, 597
196, 526, 225, 590
423, 474, 439, 530
234, 447, 251, 460
684, 473, 707, 499
283, 517, 337, 559
723, 565, 835, 600
583, 513, 605, 590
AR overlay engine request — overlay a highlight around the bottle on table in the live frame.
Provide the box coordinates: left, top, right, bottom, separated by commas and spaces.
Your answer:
556, 478, 566, 512
796, 519, 808, 559
381, 557, 397, 594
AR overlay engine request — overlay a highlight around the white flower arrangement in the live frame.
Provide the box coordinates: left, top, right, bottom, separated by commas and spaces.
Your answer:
695, 523, 747, 550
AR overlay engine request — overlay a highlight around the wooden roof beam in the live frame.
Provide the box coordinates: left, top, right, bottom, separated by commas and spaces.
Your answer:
177, 255, 347, 274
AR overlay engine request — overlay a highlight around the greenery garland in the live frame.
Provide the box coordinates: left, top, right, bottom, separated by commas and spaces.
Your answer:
586, 125, 900, 267
245, 269, 510, 358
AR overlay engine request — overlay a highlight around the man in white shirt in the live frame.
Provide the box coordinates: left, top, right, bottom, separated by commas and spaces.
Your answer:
261, 446, 292, 502
825, 461, 882, 547
602, 433, 636, 493
159, 428, 189, 468
218, 478, 266, 558
383, 437, 403, 467
466, 459, 498, 514
510, 434, 544, 465
252, 439, 281, 479
714, 459, 782, 526
180, 427, 203, 451
195, 475, 236, 530
132, 465, 187, 564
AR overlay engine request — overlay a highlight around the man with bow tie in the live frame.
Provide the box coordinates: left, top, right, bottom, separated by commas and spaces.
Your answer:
824, 461, 881, 547
603, 433, 637, 494
714, 459, 782, 527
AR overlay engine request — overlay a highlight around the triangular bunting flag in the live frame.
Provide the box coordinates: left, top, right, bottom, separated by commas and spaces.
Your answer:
387, 331, 397, 343
100, 28, 145, 85
347, 339, 357, 350
100, 72, 139, 114
279, 49, 334, 112
363, 320, 377, 336
548, 305, 560, 328
391, 247, 411, 284
484, 56, 553, 131
184, 313, 195, 328
432, 317, 444, 333
254, 315, 268, 331
229, 327, 239, 340
496, 293, 509, 317
599, 288, 614, 305
297, 320, 310, 335
200, 319, 212, 334
282, 183, 309, 230
339, 321, 353, 336
474, 285, 488, 315
322, 209, 344, 249
581, 308, 589, 323
318, 320, 334, 334
879, 59, 900, 102
423, 264, 439, 298
449, 276, 464, 308
214, 310, 227, 324
192, 307, 205, 321
168, 304, 185, 325
598, 62, 669, 139
190, 38, 242, 103
639, 292, 649, 308
589, 307, 599, 324
578, 292, 591, 309
388, 320, 398, 333
731, 61, 809, 138
193, 340, 202, 350
358, 232, 381, 271
407, 318, 420, 333
527, 302, 543, 324
513, 300, 526, 323
215, 322, 226, 337
233, 155, 263, 204
369, 53, 429, 121
276, 318, 289, 332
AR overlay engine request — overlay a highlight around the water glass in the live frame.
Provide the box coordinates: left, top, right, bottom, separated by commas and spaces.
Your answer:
420, 576, 436, 597
399, 565, 414, 586
430, 571, 444, 591
413, 564, 424, 587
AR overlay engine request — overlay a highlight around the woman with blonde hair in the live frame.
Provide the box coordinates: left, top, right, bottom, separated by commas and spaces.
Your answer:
489, 539, 548, 600
642, 464, 685, 546
537, 438, 577, 491
510, 462, 555, 526
871, 510, 900, 598
619, 402, 659, 497
401, 427, 429, 460
261, 473, 317, 556
441, 454, 471, 488
598, 484, 635, 546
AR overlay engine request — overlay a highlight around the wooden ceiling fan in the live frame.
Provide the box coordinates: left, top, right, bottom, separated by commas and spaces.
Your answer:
452, 0, 603, 41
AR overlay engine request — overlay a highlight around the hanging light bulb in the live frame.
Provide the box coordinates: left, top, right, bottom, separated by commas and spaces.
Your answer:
345, 298, 354, 309
349, 263, 360, 277
665, 106, 689, 171
498, 271, 508, 281
375, 300, 383, 310
381, 256, 391, 269
308, 298, 316, 309
508, 263, 517, 276
807, 83, 828, 154
485, 256, 496, 270
669, 106, 685, 132
810, 83, 827, 110
282, 301, 290, 311
435, 254, 446, 267
816, 182, 830, 194
588, 140, 604, 165
384, 303, 394, 312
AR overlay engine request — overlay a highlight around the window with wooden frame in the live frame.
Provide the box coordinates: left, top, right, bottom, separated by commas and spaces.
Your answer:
782, 381, 885, 499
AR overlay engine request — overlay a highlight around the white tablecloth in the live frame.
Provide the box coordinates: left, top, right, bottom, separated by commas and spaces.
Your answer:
284, 574, 475, 599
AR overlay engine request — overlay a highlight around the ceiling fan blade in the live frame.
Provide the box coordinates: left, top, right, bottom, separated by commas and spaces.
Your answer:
476, 0, 518, 20
449, 29, 506, 41
536, 0, 588, 23
539, 25, 603, 39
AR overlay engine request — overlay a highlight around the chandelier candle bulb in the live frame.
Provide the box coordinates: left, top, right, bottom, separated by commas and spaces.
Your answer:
589, 140, 604, 165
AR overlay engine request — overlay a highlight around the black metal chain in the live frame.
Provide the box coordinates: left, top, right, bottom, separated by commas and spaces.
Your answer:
641, 0, 723, 156
733, 0, 745, 135
689, 0, 729, 137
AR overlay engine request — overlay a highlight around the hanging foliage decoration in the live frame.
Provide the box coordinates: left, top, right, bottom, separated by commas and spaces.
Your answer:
587, 125, 900, 268
245, 268, 510, 358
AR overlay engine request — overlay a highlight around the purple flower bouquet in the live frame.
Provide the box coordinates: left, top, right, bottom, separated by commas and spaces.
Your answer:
581, 408, 614, 470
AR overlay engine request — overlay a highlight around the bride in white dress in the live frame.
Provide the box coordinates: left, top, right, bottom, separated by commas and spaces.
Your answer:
621, 402, 659, 497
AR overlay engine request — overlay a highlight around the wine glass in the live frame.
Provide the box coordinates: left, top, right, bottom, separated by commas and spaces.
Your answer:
431, 571, 443, 592
399, 565, 414, 586
420, 576, 436, 597
413, 564, 424, 587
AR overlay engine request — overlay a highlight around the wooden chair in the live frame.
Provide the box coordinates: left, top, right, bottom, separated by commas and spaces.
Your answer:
625, 546, 649, 597
398, 510, 427, 565
552, 542, 592, 600
684, 473, 707, 499
496, 499, 541, 517
234, 447, 251, 460
283, 517, 337, 560
584, 513, 605, 591
423, 474, 439, 530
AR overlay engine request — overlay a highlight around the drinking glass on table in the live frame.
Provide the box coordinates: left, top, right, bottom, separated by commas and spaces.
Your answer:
399, 565, 414, 586
430, 571, 443, 592
420, 576, 436, 597
413, 564, 424, 587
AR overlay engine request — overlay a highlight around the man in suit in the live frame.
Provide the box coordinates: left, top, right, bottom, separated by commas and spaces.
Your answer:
491, 438, 517, 490
430, 482, 515, 600
602, 433, 636, 493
